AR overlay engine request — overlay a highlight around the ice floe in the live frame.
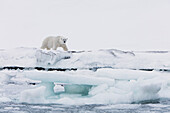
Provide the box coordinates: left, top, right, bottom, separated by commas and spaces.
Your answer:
0, 68, 168, 105
0, 47, 169, 69
0, 48, 170, 105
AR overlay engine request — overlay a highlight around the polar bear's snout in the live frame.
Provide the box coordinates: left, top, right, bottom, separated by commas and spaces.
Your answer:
63, 38, 67, 43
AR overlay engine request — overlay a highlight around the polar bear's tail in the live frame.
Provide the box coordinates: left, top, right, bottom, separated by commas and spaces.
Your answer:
41, 42, 46, 49
41, 46, 45, 49
41, 37, 49, 49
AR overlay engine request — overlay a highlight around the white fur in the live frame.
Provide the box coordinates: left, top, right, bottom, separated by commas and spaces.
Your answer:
41, 36, 68, 51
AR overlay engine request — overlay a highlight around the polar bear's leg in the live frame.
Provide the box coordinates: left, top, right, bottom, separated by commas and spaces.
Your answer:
52, 46, 58, 50
47, 47, 50, 50
62, 45, 68, 51
54, 47, 58, 50
52, 43, 58, 50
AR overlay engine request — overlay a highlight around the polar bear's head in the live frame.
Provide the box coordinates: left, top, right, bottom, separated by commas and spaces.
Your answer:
58, 36, 68, 44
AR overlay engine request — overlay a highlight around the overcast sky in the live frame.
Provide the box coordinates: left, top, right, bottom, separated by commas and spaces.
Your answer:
0, 0, 170, 51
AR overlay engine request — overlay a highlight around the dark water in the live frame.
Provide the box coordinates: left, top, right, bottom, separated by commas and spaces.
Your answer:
1, 99, 170, 113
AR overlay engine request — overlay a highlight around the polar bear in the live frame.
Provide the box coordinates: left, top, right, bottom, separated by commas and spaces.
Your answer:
41, 36, 68, 51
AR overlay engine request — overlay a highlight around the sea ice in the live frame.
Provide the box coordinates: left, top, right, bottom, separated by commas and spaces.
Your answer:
0, 48, 170, 105
17, 68, 170, 105
19, 86, 47, 104
0, 47, 170, 69
36, 49, 72, 66
0, 97, 11, 102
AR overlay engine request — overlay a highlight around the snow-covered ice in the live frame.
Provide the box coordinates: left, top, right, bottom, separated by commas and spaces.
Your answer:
0, 47, 170, 105
36, 49, 72, 66
0, 47, 170, 69
24, 70, 115, 86
0, 68, 170, 105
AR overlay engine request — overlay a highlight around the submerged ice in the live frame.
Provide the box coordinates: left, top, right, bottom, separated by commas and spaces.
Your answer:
0, 48, 170, 105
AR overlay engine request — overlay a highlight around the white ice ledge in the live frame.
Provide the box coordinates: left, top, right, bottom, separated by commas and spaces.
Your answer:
0, 47, 170, 69
17, 69, 170, 104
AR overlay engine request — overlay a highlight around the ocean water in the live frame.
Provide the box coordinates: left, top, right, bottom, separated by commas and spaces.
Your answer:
1, 99, 170, 113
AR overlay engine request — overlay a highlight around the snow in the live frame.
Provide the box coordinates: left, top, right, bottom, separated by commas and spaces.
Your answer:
19, 86, 47, 104
0, 47, 37, 67
114, 52, 170, 69
96, 104, 140, 110
4, 107, 20, 110
0, 47, 170, 105
0, 68, 169, 105
96, 68, 159, 80
0, 97, 11, 102
36, 49, 72, 66
0, 73, 12, 84
24, 71, 115, 86
0, 47, 169, 69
